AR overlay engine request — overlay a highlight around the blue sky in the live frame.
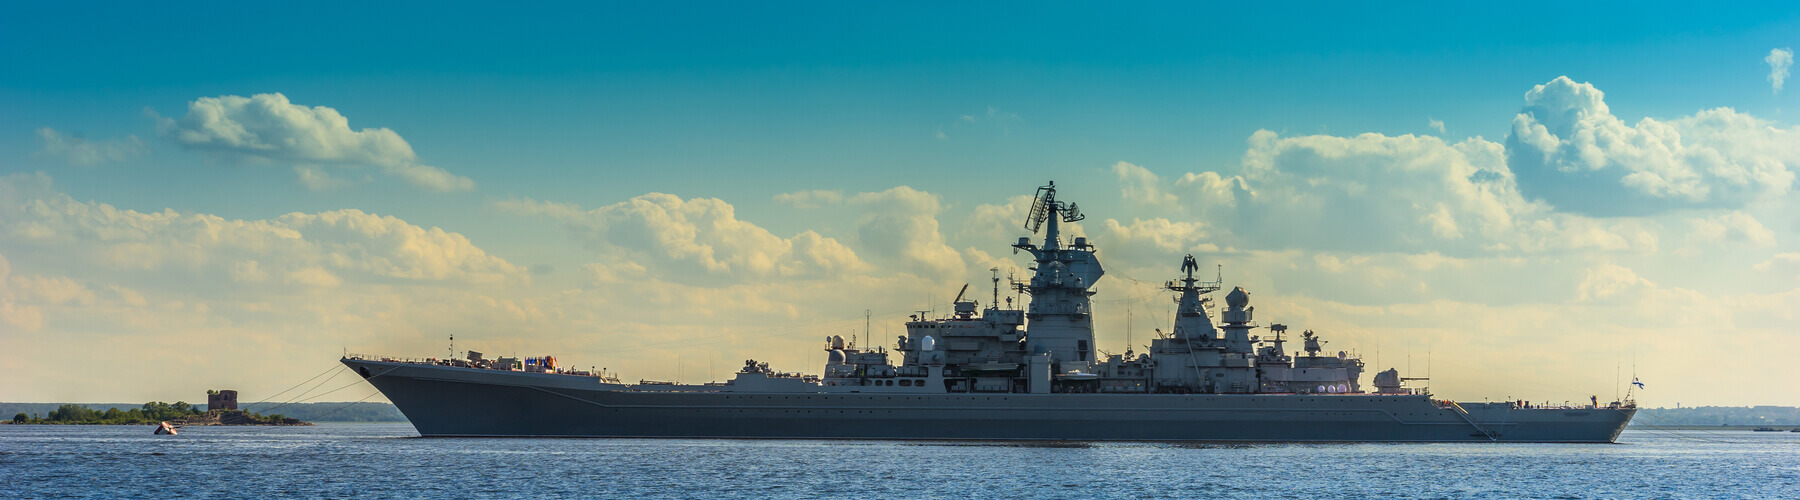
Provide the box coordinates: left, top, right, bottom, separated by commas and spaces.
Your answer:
4, 2, 1800, 405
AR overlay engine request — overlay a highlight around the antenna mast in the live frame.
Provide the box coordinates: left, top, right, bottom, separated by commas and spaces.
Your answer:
990, 267, 1001, 309
863, 309, 871, 353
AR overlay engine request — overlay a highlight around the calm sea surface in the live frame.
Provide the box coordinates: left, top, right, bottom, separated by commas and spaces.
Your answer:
2, 424, 1795, 498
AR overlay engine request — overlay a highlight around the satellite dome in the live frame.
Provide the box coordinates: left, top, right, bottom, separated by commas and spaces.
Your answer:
828, 350, 846, 364
1226, 287, 1250, 308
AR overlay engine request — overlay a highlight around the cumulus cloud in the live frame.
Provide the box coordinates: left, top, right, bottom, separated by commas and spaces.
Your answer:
1099, 218, 1208, 253
1090, 218, 1214, 269
847, 187, 966, 281
0, 172, 546, 401
1506, 76, 1798, 215
0, 253, 45, 330
0, 172, 523, 288
34, 127, 147, 166
1227, 131, 1542, 253
152, 93, 474, 192
498, 193, 866, 284
1112, 162, 1179, 210
1769, 48, 1793, 93
1686, 213, 1775, 247
1577, 262, 1653, 302
960, 194, 1038, 241
1113, 126, 1672, 256
1755, 253, 1800, 280
772, 189, 844, 209
294, 165, 350, 191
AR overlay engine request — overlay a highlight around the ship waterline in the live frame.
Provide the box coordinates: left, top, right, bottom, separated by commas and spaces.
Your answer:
344, 180, 1636, 442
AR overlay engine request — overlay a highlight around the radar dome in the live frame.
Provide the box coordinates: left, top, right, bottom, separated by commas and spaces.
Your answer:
921, 336, 938, 351
828, 350, 846, 364
1226, 287, 1250, 308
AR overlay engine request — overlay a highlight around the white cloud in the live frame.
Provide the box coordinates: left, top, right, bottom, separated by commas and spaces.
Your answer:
152, 93, 474, 192
1112, 162, 1178, 210
1577, 262, 1652, 302
961, 194, 1036, 242
1769, 48, 1793, 93
1226, 130, 1592, 254
294, 165, 350, 191
1100, 80, 1768, 258
1428, 118, 1446, 134
0, 172, 524, 287
1099, 218, 1207, 253
1171, 171, 1247, 214
498, 193, 866, 284
1401, 252, 1472, 271
0, 173, 554, 401
772, 189, 844, 209
1312, 253, 1364, 274
285, 266, 342, 287
34, 127, 147, 166
0, 252, 46, 330
1686, 213, 1775, 247
1755, 253, 1800, 280
1506, 76, 1798, 215
848, 187, 965, 281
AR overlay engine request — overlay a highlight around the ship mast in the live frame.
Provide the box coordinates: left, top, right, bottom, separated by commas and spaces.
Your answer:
1011, 181, 1101, 369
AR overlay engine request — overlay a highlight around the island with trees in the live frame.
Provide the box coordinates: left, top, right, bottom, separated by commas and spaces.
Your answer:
7, 401, 308, 426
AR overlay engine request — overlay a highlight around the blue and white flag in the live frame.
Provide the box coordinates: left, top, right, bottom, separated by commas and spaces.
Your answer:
1632, 377, 1645, 389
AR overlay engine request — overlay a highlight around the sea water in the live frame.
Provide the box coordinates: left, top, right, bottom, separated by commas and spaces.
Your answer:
2, 424, 1795, 498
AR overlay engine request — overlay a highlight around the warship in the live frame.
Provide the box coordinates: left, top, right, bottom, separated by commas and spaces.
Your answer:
344, 181, 1636, 442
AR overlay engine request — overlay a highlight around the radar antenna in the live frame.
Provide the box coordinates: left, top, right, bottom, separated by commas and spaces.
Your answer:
1022, 180, 1086, 234
1062, 202, 1084, 223
1024, 182, 1056, 233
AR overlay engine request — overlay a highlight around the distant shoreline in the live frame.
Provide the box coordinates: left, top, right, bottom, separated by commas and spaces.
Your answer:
2, 402, 408, 423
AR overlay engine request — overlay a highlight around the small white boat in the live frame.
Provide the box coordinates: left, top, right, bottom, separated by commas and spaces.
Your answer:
153, 422, 178, 435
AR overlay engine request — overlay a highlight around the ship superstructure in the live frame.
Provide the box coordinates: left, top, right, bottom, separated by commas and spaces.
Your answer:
344, 181, 1635, 442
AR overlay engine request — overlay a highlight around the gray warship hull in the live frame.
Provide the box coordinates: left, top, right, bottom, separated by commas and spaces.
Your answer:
346, 359, 1634, 442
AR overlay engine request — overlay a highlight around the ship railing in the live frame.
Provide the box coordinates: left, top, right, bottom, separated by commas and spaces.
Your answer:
345, 353, 489, 367
344, 353, 451, 365
346, 353, 624, 381
1435, 399, 1632, 411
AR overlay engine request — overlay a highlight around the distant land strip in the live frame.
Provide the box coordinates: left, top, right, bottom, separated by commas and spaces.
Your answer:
1, 402, 407, 423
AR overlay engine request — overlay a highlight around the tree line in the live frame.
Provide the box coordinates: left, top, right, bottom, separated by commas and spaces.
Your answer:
4, 401, 408, 424
10, 401, 208, 425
